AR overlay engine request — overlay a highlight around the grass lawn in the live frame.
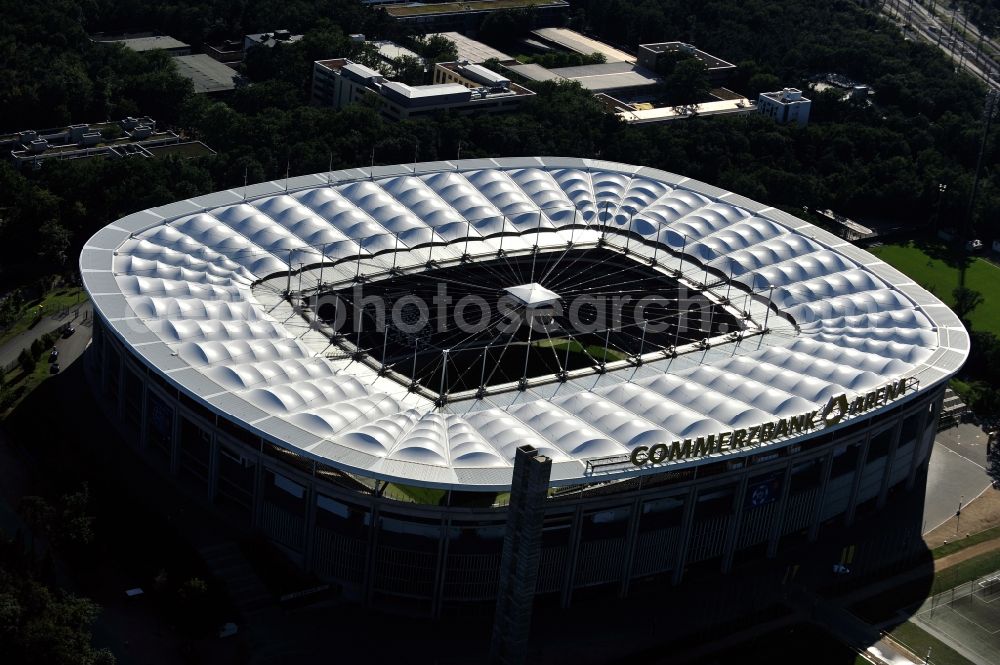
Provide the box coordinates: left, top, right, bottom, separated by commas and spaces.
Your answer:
0, 286, 88, 347
931, 549, 1000, 594
868, 242, 1000, 334
933, 526, 1000, 559
384, 483, 447, 505
533, 337, 629, 363
1, 354, 61, 417
888, 621, 973, 665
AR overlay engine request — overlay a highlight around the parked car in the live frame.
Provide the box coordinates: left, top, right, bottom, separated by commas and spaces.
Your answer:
49, 348, 59, 362
49, 362, 60, 374
62, 326, 75, 338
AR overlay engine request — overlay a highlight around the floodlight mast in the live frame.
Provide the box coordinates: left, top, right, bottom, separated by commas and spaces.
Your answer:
651, 219, 663, 264
520, 315, 532, 391
624, 210, 634, 253
318, 243, 328, 291
637, 320, 648, 364
410, 339, 419, 391
381, 322, 390, 374
530, 210, 543, 282
478, 343, 490, 398
561, 333, 572, 380
438, 349, 449, 406
763, 285, 774, 331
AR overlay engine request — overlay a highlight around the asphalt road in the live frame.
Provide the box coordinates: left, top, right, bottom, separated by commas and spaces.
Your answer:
923, 423, 992, 534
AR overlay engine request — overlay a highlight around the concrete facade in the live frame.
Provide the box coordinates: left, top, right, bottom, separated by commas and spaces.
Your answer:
87, 313, 943, 616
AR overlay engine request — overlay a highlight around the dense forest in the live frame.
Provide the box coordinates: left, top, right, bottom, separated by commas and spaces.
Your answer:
1, 0, 996, 276
0, 0, 997, 358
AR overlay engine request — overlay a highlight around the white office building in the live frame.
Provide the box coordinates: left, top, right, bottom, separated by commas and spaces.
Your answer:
757, 87, 812, 126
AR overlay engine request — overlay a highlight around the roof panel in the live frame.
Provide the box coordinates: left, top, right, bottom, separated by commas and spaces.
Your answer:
82, 157, 968, 490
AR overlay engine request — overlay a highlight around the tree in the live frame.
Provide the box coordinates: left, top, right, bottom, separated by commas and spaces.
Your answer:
16, 487, 94, 555
389, 55, 426, 86
18, 349, 35, 375
663, 57, 711, 105
953, 286, 985, 322
746, 72, 782, 97
176, 577, 216, 636
37, 220, 71, 269
479, 7, 537, 44
54, 485, 95, 552
988, 431, 1000, 487
415, 34, 458, 64
0, 565, 113, 665
18, 496, 55, 535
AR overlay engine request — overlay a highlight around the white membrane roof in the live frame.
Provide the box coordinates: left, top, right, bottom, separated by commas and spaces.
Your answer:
82, 157, 969, 490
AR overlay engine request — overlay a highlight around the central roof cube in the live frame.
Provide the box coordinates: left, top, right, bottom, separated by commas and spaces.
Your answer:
504, 283, 561, 307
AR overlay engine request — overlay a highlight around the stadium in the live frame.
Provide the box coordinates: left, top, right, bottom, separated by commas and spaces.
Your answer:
80, 157, 968, 615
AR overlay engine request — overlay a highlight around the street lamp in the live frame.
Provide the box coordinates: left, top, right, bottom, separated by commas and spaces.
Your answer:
932, 183, 947, 233
955, 494, 964, 536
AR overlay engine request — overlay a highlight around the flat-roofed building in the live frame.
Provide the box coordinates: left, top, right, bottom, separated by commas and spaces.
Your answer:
598, 93, 755, 125
384, 0, 569, 32
312, 59, 384, 109
381, 81, 473, 108
205, 39, 244, 63
369, 39, 423, 64
531, 27, 636, 64
426, 32, 513, 64
312, 58, 534, 120
502, 62, 564, 84
637, 42, 736, 85
758, 87, 811, 126
502, 40, 739, 102
244, 30, 303, 50
173, 55, 239, 94
434, 62, 511, 90
95, 34, 191, 56
505, 60, 662, 98
1, 116, 213, 169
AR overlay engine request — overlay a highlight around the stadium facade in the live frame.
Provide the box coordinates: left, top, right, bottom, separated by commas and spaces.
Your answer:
81, 157, 968, 615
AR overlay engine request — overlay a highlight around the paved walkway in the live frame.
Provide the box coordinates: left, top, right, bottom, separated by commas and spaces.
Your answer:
934, 538, 1000, 572
0, 303, 91, 369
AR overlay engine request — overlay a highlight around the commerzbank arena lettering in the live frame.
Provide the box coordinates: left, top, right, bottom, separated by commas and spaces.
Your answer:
629, 378, 915, 466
